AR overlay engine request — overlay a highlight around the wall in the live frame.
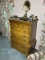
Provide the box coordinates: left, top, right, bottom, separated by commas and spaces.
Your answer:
14, 0, 45, 50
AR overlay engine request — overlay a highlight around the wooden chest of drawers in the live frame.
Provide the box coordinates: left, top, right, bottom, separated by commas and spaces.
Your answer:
9, 19, 38, 56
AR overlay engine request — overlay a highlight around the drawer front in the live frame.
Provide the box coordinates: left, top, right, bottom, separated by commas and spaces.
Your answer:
11, 42, 29, 56
10, 21, 19, 27
10, 21, 32, 30
11, 30, 30, 44
10, 22, 32, 33
11, 40, 30, 52
11, 35, 30, 45
11, 25, 31, 35
11, 30, 29, 38
19, 23, 31, 30
11, 40, 29, 51
11, 26, 30, 34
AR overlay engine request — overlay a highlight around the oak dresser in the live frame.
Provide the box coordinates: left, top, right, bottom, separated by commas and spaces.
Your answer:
9, 18, 38, 56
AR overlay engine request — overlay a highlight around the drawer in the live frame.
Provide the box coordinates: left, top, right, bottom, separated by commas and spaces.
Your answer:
14, 22, 19, 27
11, 22, 19, 27
22, 27, 31, 34
11, 42, 29, 56
11, 26, 31, 35
11, 30, 30, 40
24, 25, 30, 29
18, 23, 23, 28
17, 27, 31, 34
10, 23, 31, 35
11, 40, 30, 52
11, 35, 30, 45
10, 21, 32, 30
19, 23, 29, 29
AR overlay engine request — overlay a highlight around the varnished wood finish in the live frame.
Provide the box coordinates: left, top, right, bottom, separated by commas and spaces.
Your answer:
9, 19, 38, 56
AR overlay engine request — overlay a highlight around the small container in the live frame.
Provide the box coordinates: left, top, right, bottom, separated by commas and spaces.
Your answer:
32, 15, 34, 20
35, 16, 38, 19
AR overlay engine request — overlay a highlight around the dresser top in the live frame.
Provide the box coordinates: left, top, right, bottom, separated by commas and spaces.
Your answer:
9, 18, 38, 24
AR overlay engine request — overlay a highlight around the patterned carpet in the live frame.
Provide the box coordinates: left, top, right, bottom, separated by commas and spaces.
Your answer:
0, 36, 27, 60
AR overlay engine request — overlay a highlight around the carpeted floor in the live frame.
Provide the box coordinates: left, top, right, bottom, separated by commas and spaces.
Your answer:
0, 36, 45, 60
0, 36, 27, 60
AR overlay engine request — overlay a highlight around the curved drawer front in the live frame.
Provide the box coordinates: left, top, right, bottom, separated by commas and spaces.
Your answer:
19, 22, 32, 29
11, 25, 31, 35
11, 30, 29, 39
11, 34, 30, 45
11, 42, 29, 56
11, 38, 30, 51
10, 21, 32, 34
11, 30, 30, 44
10, 21, 19, 27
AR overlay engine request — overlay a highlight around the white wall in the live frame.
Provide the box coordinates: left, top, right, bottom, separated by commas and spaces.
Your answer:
14, 0, 45, 50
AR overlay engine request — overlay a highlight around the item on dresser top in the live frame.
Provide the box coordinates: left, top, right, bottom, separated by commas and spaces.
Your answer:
23, 0, 31, 20
19, 17, 32, 21
29, 15, 38, 20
